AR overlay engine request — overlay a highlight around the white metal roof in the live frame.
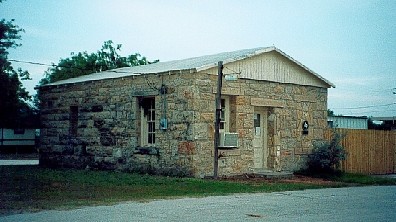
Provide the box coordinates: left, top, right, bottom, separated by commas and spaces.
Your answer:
45, 46, 335, 88
371, 116, 396, 121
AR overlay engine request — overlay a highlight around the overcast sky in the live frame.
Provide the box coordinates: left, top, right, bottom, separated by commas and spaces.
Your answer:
2, 0, 395, 117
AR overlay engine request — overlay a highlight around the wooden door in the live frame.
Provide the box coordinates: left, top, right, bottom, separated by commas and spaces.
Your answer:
253, 108, 268, 169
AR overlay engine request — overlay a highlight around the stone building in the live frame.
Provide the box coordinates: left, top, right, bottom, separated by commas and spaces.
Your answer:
38, 47, 334, 177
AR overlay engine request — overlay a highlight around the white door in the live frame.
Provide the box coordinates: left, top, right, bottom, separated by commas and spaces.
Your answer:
253, 109, 268, 169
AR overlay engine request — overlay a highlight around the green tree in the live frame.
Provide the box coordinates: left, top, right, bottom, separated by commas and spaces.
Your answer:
40, 40, 158, 84
0, 18, 37, 128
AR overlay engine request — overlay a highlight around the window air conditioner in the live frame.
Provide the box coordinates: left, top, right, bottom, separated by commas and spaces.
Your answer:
219, 132, 239, 148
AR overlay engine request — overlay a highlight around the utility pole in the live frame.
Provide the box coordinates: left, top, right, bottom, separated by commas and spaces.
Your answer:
214, 61, 223, 179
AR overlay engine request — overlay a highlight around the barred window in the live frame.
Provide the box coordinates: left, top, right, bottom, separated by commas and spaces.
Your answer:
220, 97, 230, 132
140, 97, 156, 146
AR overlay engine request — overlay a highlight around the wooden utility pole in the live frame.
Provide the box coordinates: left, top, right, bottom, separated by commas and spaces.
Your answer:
214, 61, 223, 179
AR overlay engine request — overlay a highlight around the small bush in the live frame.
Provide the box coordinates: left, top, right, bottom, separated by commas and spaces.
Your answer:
305, 130, 347, 175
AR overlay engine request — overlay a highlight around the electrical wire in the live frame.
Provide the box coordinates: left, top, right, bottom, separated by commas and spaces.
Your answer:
349, 109, 396, 115
9, 59, 141, 74
333, 102, 395, 110
12, 59, 394, 111
11, 58, 166, 91
144, 74, 160, 91
223, 65, 241, 75
9, 59, 56, 67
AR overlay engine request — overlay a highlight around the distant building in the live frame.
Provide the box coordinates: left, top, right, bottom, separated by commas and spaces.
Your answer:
371, 117, 396, 131
0, 128, 37, 153
327, 116, 368, 129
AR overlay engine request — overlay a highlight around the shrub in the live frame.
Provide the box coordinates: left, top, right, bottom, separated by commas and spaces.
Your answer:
305, 130, 347, 175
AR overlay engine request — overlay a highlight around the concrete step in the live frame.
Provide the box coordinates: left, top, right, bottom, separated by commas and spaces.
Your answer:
253, 170, 294, 179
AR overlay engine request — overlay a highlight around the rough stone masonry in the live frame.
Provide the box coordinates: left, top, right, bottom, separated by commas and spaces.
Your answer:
38, 69, 328, 177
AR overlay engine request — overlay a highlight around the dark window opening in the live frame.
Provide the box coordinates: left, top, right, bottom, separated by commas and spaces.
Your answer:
47, 101, 54, 108
70, 106, 78, 136
139, 97, 155, 146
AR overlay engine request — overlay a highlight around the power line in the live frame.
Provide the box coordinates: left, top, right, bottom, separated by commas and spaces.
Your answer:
333, 102, 396, 110
9, 59, 89, 71
344, 108, 396, 115
10, 59, 396, 103
9, 59, 56, 67
223, 66, 241, 75
9, 59, 137, 73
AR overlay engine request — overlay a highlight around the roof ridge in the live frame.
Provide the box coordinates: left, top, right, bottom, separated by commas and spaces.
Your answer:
43, 46, 334, 88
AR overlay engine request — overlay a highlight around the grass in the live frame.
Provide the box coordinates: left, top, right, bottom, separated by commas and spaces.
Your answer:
1, 166, 395, 215
295, 170, 396, 186
332, 173, 396, 185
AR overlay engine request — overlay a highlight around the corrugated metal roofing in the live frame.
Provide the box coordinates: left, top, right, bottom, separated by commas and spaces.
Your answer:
44, 46, 335, 87
371, 116, 396, 121
327, 116, 368, 129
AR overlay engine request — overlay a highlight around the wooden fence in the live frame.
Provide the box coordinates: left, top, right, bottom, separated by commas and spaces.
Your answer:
325, 129, 396, 175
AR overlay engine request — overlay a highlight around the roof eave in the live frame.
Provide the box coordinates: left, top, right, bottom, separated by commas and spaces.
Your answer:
272, 47, 336, 88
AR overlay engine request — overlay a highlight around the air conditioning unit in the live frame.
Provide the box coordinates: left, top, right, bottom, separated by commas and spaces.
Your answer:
219, 132, 239, 148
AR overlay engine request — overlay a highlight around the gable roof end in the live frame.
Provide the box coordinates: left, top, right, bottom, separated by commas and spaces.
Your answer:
271, 47, 335, 88
196, 46, 335, 88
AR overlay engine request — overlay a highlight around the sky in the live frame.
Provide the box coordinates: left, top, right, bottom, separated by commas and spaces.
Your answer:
2, 0, 395, 117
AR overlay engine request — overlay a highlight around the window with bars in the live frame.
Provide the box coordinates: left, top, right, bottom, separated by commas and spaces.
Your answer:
147, 101, 155, 145
220, 97, 231, 131
140, 97, 156, 146
220, 99, 226, 130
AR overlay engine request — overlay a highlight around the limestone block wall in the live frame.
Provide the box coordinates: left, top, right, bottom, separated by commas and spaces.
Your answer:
39, 72, 200, 175
39, 71, 328, 177
191, 73, 328, 176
